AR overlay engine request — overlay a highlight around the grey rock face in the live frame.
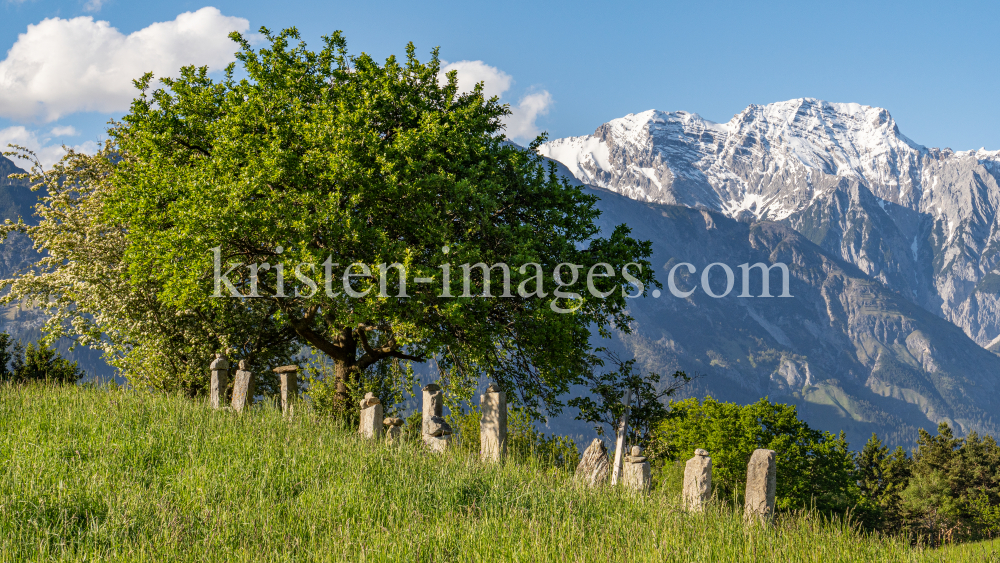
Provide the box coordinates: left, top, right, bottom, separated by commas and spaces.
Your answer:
744, 449, 776, 524
582, 187, 1000, 448
575, 439, 610, 487
683, 449, 712, 512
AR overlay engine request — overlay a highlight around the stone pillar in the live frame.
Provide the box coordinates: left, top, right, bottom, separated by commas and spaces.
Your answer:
744, 449, 776, 524
683, 448, 712, 512
209, 353, 229, 410
358, 392, 383, 439
622, 446, 651, 493
610, 389, 632, 486
273, 365, 299, 417
231, 360, 255, 413
480, 383, 507, 463
421, 383, 443, 435
575, 438, 610, 487
384, 417, 404, 443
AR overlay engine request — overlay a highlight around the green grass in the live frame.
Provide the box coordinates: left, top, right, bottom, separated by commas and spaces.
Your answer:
0, 383, 993, 562
930, 538, 1000, 562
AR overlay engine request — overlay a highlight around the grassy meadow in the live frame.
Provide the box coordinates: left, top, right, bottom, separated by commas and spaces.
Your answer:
1, 383, 997, 562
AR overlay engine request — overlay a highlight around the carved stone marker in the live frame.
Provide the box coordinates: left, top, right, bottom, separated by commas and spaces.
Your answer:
610, 389, 632, 486
209, 353, 229, 410
575, 438, 610, 487
744, 449, 776, 524
622, 445, 651, 493
358, 392, 383, 439
231, 360, 255, 413
384, 417, 404, 443
272, 365, 299, 416
480, 383, 507, 463
683, 448, 712, 512
421, 383, 450, 452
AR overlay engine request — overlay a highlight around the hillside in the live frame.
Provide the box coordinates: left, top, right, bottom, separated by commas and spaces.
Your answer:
581, 187, 1000, 449
0, 383, 966, 562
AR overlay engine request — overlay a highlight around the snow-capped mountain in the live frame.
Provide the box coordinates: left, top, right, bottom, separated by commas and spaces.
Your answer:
539, 98, 1000, 349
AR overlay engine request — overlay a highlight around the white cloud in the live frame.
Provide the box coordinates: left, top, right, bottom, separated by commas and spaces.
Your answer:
1, 125, 99, 168
506, 90, 553, 140
0, 7, 249, 123
440, 60, 513, 100
49, 125, 80, 136
439, 60, 552, 142
83, 0, 106, 13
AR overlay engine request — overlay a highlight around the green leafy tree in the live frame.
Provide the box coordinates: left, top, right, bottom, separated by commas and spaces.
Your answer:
101, 28, 657, 414
1, 146, 298, 396
652, 396, 858, 513
568, 349, 690, 444
899, 423, 1000, 543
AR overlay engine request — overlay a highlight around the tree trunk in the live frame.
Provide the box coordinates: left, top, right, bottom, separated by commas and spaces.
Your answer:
333, 353, 355, 411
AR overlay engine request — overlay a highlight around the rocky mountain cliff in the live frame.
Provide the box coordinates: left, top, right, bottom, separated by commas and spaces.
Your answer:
539, 99, 1000, 350
581, 187, 1000, 449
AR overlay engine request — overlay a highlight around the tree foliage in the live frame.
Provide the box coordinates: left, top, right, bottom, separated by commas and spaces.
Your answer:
568, 348, 690, 444
100, 27, 657, 413
0, 332, 83, 384
898, 423, 1000, 543
651, 397, 857, 513
0, 146, 297, 395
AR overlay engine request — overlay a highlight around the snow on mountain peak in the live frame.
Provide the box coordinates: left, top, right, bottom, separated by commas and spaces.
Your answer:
537, 98, 983, 221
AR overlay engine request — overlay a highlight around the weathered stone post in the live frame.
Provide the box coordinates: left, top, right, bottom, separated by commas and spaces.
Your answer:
622, 446, 651, 493
422, 383, 451, 452
231, 360, 255, 413
683, 448, 712, 512
272, 365, 299, 417
610, 389, 632, 486
358, 392, 383, 439
422, 383, 443, 434
744, 449, 776, 524
209, 353, 229, 410
479, 382, 507, 463
575, 438, 610, 487
384, 417, 404, 443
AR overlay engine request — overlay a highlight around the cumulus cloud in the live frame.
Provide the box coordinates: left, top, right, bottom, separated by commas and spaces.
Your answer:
1, 126, 99, 168
49, 125, 80, 136
439, 60, 552, 141
0, 7, 249, 123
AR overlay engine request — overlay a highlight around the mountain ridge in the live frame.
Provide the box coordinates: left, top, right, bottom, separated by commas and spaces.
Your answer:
539, 98, 1000, 351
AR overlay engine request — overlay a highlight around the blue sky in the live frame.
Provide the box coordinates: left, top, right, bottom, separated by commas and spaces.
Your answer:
2, 0, 1000, 166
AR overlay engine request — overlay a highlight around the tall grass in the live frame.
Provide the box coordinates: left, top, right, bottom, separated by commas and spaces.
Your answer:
0, 383, 983, 561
